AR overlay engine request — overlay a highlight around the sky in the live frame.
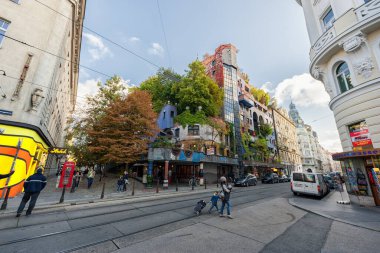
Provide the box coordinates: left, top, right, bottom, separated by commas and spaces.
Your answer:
76, 0, 342, 153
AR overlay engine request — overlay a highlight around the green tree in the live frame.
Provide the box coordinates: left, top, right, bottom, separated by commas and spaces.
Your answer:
251, 87, 270, 106
172, 60, 223, 116
259, 123, 273, 138
252, 138, 270, 161
66, 76, 127, 165
139, 68, 181, 113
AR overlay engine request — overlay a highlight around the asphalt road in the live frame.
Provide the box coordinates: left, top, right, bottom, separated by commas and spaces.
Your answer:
0, 182, 292, 252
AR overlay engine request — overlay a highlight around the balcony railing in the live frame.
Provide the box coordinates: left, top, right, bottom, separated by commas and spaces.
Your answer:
310, 0, 380, 60
238, 93, 254, 108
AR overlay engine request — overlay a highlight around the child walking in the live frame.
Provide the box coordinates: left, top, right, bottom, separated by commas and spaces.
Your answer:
208, 191, 219, 214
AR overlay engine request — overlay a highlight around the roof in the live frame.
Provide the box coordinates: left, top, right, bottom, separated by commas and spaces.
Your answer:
295, 0, 302, 6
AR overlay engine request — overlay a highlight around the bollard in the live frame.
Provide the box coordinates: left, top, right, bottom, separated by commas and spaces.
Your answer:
216, 179, 219, 188
100, 182, 105, 199
0, 187, 11, 210
192, 178, 194, 191
132, 178, 135, 196
204, 179, 207, 190
176, 178, 178, 192
70, 180, 76, 193
156, 177, 159, 193
59, 184, 66, 203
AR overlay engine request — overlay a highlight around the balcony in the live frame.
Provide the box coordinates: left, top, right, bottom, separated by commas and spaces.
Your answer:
238, 93, 254, 108
310, 0, 380, 61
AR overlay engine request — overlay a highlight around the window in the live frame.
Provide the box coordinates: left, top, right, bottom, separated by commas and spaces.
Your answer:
293, 173, 304, 182
336, 62, 353, 93
304, 174, 316, 183
0, 19, 10, 46
364, 0, 371, 3
188, 125, 199, 136
10, 0, 21, 4
322, 8, 335, 30
175, 128, 180, 138
170, 111, 174, 118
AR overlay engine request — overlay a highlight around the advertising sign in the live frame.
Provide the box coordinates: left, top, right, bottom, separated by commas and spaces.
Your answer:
49, 147, 68, 155
58, 161, 76, 188
206, 147, 215, 155
349, 121, 373, 147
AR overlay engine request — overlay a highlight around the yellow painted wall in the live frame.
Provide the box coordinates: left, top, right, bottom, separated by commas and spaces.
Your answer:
0, 124, 48, 198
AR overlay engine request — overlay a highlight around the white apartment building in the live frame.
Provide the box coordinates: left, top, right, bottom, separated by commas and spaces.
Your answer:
296, 0, 380, 206
0, 0, 85, 197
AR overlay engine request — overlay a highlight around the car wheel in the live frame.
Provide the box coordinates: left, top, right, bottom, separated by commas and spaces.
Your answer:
253, 181, 257, 186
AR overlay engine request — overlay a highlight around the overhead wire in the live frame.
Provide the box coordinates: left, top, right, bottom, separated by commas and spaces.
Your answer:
156, 0, 172, 68
33, 0, 161, 69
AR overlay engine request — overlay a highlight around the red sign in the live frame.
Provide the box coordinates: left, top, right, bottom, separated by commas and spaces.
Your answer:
58, 161, 76, 188
349, 121, 372, 148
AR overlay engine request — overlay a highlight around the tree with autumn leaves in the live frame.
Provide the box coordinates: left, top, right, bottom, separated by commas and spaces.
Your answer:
66, 76, 157, 166
88, 90, 158, 164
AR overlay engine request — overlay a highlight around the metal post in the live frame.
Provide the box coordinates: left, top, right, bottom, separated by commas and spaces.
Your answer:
59, 184, 66, 203
132, 178, 135, 196
70, 178, 76, 193
175, 165, 178, 192
0, 187, 11, 210
192, 165, 195, 191
156, 176, 159, 193
100, 182, 105, 199
204, 179, 207, 189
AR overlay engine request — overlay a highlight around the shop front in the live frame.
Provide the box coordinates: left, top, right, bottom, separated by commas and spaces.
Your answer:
333, 149, 380, 206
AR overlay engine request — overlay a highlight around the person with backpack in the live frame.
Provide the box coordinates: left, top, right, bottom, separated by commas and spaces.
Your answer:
16, 167, 47, 217
219, 176, 233, 219
87, 168, 95, 189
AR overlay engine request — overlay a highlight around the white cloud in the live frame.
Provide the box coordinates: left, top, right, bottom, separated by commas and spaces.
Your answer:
129, 36, 140, 42
83, 33, 112, 61
274, 73, 330, 107
260, 82, 274, 94
148, 42, 164, 56
318, 130, 343, 152
77, 78, 101, 100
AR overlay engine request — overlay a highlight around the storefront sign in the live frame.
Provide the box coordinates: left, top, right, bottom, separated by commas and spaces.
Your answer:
332, 148, 380, 160
58, 161, 75, 188
349, 121, 373, 147
49, 147, 68, 155
206, 148, 215, 155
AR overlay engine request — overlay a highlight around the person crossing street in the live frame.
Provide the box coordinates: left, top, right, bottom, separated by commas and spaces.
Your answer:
16, 167, 47, 217
219, 176, 233, 219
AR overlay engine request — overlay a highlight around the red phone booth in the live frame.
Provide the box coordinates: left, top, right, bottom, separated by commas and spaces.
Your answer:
58, 161, 76, 188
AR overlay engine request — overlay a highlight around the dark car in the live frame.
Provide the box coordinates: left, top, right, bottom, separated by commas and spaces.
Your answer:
279, 174, 290, 183
323, 175, 335, 190
234, 174, 257, 187
262, 173, 279, 184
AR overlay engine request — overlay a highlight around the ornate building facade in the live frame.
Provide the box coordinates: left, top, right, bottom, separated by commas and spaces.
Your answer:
0, 0, 86, 197
297, 0, 380, 206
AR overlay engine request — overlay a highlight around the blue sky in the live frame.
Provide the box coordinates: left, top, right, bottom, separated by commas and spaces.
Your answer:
77, 0, 342, 152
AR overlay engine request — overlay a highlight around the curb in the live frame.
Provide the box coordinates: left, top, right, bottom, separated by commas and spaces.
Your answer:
0, 186, 219, 216
288, 198, 380, 232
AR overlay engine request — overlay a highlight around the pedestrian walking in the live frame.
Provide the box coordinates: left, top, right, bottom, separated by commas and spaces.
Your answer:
219, 176, 233, 219
117, 176, 124, 192
123, 170, 129, 192
87, 168, 95, 189
16, 167, 47, 217
73, 170, 81, 188
208, 191, 219, 214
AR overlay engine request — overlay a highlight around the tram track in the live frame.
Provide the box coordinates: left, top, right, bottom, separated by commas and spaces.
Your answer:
0, 183, 290, 252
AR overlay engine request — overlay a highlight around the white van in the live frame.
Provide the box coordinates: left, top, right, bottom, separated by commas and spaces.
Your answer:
291, 172, 329, 197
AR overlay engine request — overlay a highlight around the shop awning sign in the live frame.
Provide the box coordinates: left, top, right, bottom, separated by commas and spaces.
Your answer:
349, 121, 373, 148
49, 147, 68, 155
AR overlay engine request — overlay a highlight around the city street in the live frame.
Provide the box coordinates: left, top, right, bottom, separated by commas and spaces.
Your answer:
0, 183, 379, 253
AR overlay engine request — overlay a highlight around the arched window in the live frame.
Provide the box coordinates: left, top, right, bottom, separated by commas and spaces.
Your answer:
336, 62, 353, 93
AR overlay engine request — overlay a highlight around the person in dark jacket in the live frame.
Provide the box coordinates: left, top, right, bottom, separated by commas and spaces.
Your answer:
0, 171, 14, 179
16, 167, 47, 217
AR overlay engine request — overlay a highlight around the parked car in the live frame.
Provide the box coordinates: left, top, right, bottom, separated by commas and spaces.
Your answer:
279, 174, 290, 183
234, 174, 257, 187
291, 172, 329, 198
323, 175, 335, 190
262, 173, 279, 184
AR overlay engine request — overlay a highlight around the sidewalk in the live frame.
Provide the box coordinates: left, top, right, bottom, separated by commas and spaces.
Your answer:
0, 173, 218, 215
289, 190, 380, 232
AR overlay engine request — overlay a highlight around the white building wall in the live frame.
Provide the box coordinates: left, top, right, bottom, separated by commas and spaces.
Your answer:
0, 0, 85, 146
